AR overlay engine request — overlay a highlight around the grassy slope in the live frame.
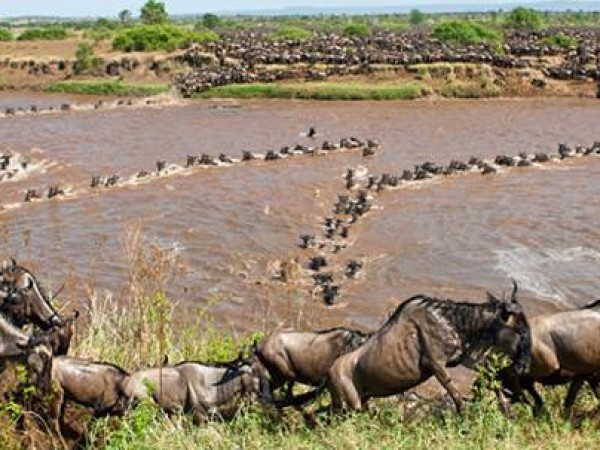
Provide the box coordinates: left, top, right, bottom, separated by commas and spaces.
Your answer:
46, 80, 170, 97
193, 82, 428, 100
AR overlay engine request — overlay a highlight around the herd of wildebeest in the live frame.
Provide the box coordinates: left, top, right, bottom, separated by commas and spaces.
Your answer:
2, 244, 600, 441
174, 27, 599, 96
1, 27, 598, 97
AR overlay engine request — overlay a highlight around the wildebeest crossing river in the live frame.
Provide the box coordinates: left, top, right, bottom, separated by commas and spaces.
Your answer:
1, 95, 600, 332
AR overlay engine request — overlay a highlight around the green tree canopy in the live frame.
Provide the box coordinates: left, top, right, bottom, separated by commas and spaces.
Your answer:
140, 0, 168, 25
118, 9, 133, 25
202, 13, 221, 29
504, 7, 544, 30
409, 9, 427, 25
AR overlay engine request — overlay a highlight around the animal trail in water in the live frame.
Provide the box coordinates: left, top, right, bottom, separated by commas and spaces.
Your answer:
0, 135, 377, 213
294, 140, 600, 306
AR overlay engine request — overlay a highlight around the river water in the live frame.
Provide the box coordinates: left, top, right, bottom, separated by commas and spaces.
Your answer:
1, 96, 599, 333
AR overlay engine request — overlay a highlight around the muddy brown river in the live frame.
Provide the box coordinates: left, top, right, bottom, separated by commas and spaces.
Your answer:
1, 96, 600, 333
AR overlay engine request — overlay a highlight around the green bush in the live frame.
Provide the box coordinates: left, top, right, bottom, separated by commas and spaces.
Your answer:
0, 28, 12, 41
17, 25, 68, 41
274, 26, 313, 41
84, 27, 115, 42
113, 25, 218, 52
343, 23, 371, 38
539, 34, 577, 49
433, 21, 502, 46
74, 41, 102, 74
504, 7, 544, 30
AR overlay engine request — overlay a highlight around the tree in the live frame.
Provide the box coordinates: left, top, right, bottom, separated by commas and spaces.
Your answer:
202, 13, 220, 29
140, 0, 168, 25
74, 41, 101, 74
504, 7, 543, 30
409, 9, 427, 26
118, 9, 133, 25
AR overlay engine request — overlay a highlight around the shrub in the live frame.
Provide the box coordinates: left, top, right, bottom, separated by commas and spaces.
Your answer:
83, 27, 114, 42
343, 23, 371, 38
17, 25, 68, 41
0, 28, 12, 41
113, 25, 218, 52
504, 7, 544, 30
274, 26, 313, 41
433, 21, 502, 46
539, 34, 577, 49
74, 41, 102, 74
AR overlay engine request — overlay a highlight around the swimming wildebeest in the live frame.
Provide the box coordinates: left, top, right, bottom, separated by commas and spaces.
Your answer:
326, 283, 530, 413
122, 358, 270, 421
497, 299, 600, 416
0, 259, 64, 330
255, 327, 371, 406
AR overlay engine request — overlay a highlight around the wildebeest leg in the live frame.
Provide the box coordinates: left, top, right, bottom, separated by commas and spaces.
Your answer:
420, 331, 463, 413
564, 378, 585, 416
522, 380, 544, 416
51, 386, 67, 447
327, 373, 361, 413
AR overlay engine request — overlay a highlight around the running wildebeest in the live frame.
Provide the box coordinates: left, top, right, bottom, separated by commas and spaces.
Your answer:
122, 359, 270, 421
326, 283, 530, 413
32, 356, 130, 435
497, 299, 600, 416
0, 259, 63, 330
255, 327, 371, 407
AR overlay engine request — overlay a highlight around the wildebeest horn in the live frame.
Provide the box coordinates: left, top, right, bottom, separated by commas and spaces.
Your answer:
510, 279, 518, 303
50, 281, 66, 301
2, 258, 16, 270
486, 291, 500, 304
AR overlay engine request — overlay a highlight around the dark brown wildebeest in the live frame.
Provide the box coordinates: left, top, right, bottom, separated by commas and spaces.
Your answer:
0, 259, 64, 331
255, 328, 371, 406
122, 359, 270, 421
326, 284, 530, 413
497, 300, 600, 416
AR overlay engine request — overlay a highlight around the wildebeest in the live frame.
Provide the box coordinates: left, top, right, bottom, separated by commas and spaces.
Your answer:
0, 259, 63, 330
121, 359, 270, 421
497, 299, 600, 416
255, 327, 371, 406
326, 284, 530, 413
33, 356, 130, 435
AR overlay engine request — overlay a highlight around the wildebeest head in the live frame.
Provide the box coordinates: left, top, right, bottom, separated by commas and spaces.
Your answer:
0, 259, 62, 330
485, 281, 531, 374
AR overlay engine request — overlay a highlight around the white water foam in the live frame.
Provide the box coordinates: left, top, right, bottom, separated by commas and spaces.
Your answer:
495, 246, 600, 306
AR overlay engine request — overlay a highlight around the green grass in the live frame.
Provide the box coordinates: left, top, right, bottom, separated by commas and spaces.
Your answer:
46, 80, 170, 97
194, 82, 428, 101
3, 226, 600, 449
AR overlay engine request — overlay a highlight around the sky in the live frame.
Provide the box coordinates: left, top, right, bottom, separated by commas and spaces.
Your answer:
0, 0, 556, 18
